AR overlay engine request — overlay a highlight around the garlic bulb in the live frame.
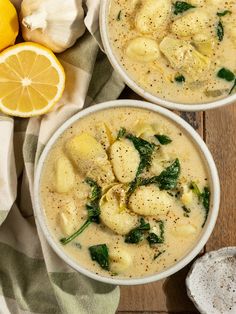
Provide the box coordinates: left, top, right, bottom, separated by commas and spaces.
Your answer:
20, 0, 86, 53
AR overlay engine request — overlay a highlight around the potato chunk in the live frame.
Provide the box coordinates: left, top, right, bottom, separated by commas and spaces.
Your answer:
160, 37, 210, 80
126, 37, 160, 63
171, 10, 210, 37
135, 0, 171, 35
110, 139, 140, 183
55, 156, 75, 193
129, 185, 174, 216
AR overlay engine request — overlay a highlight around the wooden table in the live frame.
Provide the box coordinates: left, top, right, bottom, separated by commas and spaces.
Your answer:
117, 87, 236, 314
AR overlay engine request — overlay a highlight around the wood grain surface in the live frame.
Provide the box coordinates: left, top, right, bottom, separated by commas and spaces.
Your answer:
117, 87, 236, 313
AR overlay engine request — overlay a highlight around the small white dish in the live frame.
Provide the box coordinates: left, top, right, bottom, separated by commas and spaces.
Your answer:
100, 0, 236, 112
186, 247, 236, 314
34, 99, 220, 285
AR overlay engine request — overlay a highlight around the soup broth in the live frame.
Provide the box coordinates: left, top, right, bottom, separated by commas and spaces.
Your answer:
107, 0, 236, 104
41, 107, 210, 278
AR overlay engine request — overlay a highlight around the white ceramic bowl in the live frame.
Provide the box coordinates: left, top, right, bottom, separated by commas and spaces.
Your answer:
34, 100, 220, 285
100, 0, 236, 112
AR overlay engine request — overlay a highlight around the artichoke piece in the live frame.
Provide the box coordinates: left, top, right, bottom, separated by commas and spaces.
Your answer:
160, 37, 210, 80
193, 34, 215, 56
126, 37, 160, 62
171, 10, 210, 37
65, 133, 114, 185
100, 185, 138, 235
135, 0, 171, 35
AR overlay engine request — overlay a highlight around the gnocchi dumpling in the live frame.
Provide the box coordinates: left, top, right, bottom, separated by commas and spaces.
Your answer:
160, 36, 210, 80
129, 185, 174, 216
100, 185, 138, 235
55, 156, 75, 193
171, 10, 210, 37
110, 139, 140, 183
109, 247, 132, 273
174, 224, 197, 236
135, 0, 171, 35
58, 199, 78, 235
126, 37, 160, 62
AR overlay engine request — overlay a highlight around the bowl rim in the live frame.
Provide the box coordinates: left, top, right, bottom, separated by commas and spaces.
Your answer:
34, 99, 220, 285
99, 0, 236, 112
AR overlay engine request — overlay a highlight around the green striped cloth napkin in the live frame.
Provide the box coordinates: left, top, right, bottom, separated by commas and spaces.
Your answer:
0, 1, 125, 313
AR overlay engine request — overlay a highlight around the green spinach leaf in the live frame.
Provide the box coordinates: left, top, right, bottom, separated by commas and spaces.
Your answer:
60, 178, 102, 245
89, 244, 109, 270
147, 221, 165, 245
175, 75, 185, 83
154, 250, 166, 260
117, 10, 122, 21
216, 20, 224, 41
157, 159, 181, 190
217, 10, 231, 17
217, 68, 235, 82
229, 79, 236, 95
125, 218, 150, 244
117, 127, 126, 140
190, 181, 210, 227
155, 134, 172, 145
173, 1, 195, 15
126, 133, 156, 176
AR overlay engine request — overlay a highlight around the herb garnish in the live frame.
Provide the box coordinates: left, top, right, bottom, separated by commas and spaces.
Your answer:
125, 218, 150, 244
89, 244, 109, 270
217, 10, 231, 17
147, 221, 165, 245
174, 75, 186, 83
173, 1, 195, 15
117, 10, 122, 21
154, 250, 166, 260
60, 178, 101, 245
190, 182, 210, 227
216, 20, 224, 41
217, 68, 235, 82
155, 134, 172, 145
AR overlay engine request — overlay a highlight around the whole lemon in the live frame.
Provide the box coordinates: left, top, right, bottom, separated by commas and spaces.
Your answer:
0, 0, 19, 51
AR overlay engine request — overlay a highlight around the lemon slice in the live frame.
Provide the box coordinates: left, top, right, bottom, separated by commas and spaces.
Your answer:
0, 42, 65, 117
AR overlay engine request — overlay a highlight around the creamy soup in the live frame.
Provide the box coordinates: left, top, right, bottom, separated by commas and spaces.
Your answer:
107, 0, 236, 104
40, 107, 210, 278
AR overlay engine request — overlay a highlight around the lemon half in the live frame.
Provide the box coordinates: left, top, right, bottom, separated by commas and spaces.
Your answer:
0, 42, 65, 117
